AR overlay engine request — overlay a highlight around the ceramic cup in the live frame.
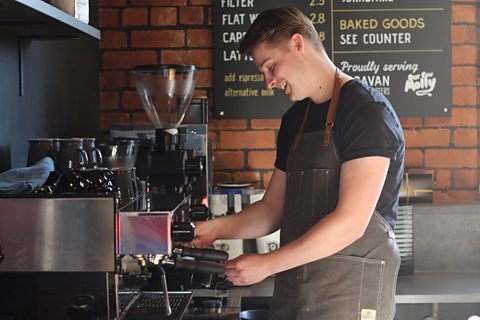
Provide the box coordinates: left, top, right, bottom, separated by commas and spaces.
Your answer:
56, 138, 88, 171
27, 138, 55, 166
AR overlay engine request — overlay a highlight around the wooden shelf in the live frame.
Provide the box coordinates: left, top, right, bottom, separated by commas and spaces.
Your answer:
0, 0, 100, 39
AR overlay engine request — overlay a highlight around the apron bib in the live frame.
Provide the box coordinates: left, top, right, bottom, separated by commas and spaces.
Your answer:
268, 70, 400, 320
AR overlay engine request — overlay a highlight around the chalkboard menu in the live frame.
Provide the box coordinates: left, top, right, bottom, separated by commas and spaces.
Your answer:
213, 0, 451, 118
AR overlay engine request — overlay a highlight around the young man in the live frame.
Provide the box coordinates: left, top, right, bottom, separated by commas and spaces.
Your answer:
194, 7, 404, 320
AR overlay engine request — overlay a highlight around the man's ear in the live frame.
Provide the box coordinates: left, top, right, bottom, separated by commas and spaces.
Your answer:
291, 33, 305, 53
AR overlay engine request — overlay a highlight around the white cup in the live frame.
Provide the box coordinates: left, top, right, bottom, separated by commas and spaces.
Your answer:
213, 239, 243, 260
256, 230, 280, 254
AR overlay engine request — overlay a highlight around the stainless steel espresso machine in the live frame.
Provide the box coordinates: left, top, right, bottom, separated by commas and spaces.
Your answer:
115, 64, 236, 319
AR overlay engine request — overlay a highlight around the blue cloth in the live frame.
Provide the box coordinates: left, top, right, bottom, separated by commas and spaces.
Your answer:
0, 157, 55, 194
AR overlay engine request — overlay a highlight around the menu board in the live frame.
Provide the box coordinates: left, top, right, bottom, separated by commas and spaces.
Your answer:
213, 0, 451, 118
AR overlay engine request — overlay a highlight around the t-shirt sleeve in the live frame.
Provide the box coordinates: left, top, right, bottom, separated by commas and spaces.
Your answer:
274, 113, 290, 172
338, 100, 404, 163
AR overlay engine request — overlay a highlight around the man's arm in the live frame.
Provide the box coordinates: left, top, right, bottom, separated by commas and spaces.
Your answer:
225, 156, 390, 285
193, 168, 286, 247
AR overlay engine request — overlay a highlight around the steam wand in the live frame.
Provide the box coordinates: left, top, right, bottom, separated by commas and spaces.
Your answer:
157, 265, 172, 317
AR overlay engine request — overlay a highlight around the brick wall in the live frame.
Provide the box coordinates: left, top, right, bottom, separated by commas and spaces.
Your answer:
98, 0, 479, 202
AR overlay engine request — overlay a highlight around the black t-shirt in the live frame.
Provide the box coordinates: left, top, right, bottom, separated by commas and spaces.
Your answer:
275, 79, 405, 228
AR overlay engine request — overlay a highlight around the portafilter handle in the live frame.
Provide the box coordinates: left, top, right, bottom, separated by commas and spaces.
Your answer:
173, 247, 229, 262
164, 258, 225, 274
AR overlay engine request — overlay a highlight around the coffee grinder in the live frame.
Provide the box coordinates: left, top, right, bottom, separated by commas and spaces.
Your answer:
132, 64, 210, 223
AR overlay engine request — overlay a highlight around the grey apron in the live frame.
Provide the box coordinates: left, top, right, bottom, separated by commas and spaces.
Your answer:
268, 70, 400, 320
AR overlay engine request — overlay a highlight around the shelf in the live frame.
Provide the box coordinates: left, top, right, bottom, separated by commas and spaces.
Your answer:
0, 0, 100, 39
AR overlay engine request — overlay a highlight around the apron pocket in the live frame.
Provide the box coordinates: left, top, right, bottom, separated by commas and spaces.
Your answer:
292, 255, 386, 319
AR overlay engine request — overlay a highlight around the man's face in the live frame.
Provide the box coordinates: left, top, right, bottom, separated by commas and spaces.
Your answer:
251, 39, 304, 101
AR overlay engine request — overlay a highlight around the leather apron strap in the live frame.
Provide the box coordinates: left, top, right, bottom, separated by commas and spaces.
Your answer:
290, 68, 343, 151
323, 68, 343, 147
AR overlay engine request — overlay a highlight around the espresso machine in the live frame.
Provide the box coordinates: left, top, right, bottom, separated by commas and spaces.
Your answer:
115, 65, 236, 319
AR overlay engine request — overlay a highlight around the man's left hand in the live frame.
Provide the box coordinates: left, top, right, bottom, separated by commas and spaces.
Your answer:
224, 253, 272, 286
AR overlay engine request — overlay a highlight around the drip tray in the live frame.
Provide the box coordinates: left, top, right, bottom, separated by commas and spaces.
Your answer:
119, 291, 193, 320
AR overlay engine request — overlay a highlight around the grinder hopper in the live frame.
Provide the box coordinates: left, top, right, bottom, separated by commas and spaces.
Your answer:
133, 64, 197, 132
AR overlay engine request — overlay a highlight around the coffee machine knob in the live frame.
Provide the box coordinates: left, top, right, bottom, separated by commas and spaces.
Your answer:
190, 204, 209, 221
172, 222, 195, 242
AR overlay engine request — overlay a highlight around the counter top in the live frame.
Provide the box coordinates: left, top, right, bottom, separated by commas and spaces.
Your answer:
395, 272, 480, 304
232, 272, 480, 305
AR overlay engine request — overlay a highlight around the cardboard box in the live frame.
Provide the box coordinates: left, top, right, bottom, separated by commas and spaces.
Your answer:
51, 0, 89, 24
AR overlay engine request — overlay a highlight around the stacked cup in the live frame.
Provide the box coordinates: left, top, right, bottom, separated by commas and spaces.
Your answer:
27, 137, 103, 170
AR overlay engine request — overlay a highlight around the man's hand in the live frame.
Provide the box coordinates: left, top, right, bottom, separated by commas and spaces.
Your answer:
224, 253, 272, 286
192, 220, 218, 248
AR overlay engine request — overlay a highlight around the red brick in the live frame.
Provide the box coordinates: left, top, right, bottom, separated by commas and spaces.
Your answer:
161, 49, 213, 68
435, 170, 451, 189
131, 30, 185, 48
451, 25, 477, 44
425, 149, 477, 168
99, 71, 126, 89
100, 91, 119, 110
453, 128, 478, 147
404, 149, 423, 167
151, 7, 177, 26
193, 89, 208, 98
102, 51, 157, 70
122, 91, 142, 110
399, 117, 423, 128
452, 5, 477, 23
131, 112, 150, 123
452, 45, 477, 65
404, 129, 450, 148
209, 119, 248, 130
425, 108, 478, 127
208, 132, 218, 150
180, 6, 204, 25
452, 66, 477, 86
100, 31, 127, 49
207, 7, 212, 26
130, 0, 186, 5
251, 119, 281, 129
190, 0, 212, 4
101, 112, 131, 130
433, 190, 479, 202
99, 8, 119, 27
220, 131, 276, 149
231, 171, 261, 187
405, 168, 434, 176
187, 29, 213, 48
213, 151, 244, 169
98, 0, 126, 7
248, 151, 276, 169
213, 172, 232, 184
122, 8, 148, 26
197, 69, 213, 88
452, 87, 478, 106
453, 169, 479, 188
263, 171, 273, 189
